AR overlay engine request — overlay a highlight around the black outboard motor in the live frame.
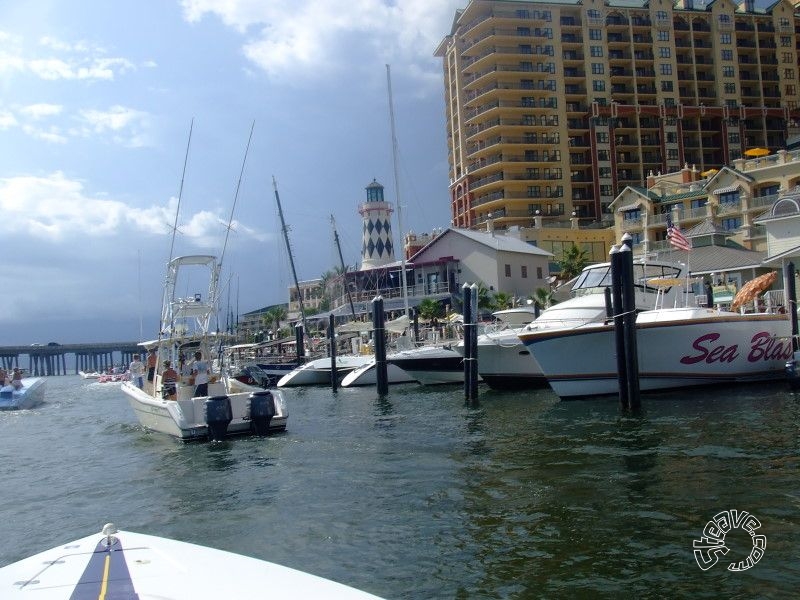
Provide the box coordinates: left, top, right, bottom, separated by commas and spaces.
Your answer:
249, 390, 276, 436
205, 395, 232, 441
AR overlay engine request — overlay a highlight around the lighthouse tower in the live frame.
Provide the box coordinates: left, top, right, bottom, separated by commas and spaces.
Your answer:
359, 179, 395, 270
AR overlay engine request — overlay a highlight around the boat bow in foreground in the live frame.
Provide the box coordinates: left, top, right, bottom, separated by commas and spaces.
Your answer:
0, 523, 384, 599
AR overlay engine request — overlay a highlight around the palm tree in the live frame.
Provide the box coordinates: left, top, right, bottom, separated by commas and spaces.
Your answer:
417, 298, 444, 325
558, 244, 589, 281
492, 291, 513, 311
262, 305, 287, 338
530, 287, 556, 310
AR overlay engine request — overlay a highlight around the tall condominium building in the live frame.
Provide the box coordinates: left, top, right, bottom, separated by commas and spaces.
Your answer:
435, 0, 800, 230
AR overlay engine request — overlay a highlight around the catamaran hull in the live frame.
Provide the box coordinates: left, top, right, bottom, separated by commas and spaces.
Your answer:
519, 311, 792, 398
277, 356, 373, 387
387, 347, 467, 385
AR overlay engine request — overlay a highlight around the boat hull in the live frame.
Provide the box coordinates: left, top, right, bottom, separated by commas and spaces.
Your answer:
339, 361, 417, 387
0, 525, 383, 599
387, 346, 467, 385
519, 310, 792, 398
0, 378, 46, 410
122, 378, 288, 440
456, 329, 547, 390
277, 355, 373, 387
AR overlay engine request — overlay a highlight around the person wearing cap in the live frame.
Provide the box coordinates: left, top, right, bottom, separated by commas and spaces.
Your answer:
161, 360, 179, 400
191, 351, 209, 397
129, 354, 145, 389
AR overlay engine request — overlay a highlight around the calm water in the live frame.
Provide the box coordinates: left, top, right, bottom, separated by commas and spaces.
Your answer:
1, 376, 799, 599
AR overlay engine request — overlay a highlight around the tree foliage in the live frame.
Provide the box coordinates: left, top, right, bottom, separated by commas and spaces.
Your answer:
558, 244, 589, 281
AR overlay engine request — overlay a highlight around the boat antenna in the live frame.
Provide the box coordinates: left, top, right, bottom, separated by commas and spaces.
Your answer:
162, 119, 194, 338
220, 120, 255, 272
331, 214, 357, 320
386, 64, 410, 319
273, 176, 310, 340
168, 118, 193, 267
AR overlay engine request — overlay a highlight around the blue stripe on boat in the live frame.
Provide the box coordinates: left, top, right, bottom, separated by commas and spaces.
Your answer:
69, 538, 138, 599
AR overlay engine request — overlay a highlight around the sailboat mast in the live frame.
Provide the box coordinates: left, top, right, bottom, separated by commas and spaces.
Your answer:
386, 64, 410, 318
331, 215, 357, 319
272, 176, 310, 337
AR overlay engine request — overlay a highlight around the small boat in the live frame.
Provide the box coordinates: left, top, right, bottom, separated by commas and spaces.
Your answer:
518, 306, 792, 398
340, 344, 466, 387
0, 522, 384, 599
121, 255, 288, 441
78, 371, 102, 379
0, 377, 46, 410
339, 357, 418, 387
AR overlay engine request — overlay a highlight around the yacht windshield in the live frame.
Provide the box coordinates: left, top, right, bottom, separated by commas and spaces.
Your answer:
572, 262, 683, 296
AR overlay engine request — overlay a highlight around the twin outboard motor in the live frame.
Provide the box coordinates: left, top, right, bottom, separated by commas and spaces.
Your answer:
249, 391, 277, 436
205, 396, 232, 441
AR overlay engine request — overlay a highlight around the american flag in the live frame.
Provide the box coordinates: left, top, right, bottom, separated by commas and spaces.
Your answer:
666, 215, 691, 251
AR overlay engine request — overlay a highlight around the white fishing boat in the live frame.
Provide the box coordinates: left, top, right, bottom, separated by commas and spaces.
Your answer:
0, 377, 46, 410
121, 255, 288, 440
455, 259, 697, 389
0, 522, 383, 599
518, 306, 792, 398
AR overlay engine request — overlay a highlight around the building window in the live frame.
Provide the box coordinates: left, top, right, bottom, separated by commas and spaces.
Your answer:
596, 132, 609, 143
781, 36, 792, 47
724, 83, 736, 93
589, 28, 602, 40
785, 69, 796, 80
536, 267, 543, 279
729, 131, 740, 144
519, 44, 532, 54
668, 149, 679, 160
722, 49, 733, 60
517, 27, 531, 37
587, 9, 601, 19
592, 63, 604, 74
590, 46, 603, 57
720, 33, 731, 44
787, 85, 796, 96
690, 198, 707, 209
722, 66, 734, 77
656, 11, 667, 20
783, 52, 794, 64
599, 167, 612, 178
719, 191, 740, 205
721, 217, 742, 231
593, 80, 605, 91
521, 265, 528, 278
504, 264, 511, 277
659, 47, 671, 58
661, 80, 674, 92
600, 185, 613, 196
660, 64, 672, 75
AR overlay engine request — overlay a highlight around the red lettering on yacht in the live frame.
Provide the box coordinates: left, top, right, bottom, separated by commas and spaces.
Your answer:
748, 332, 793, 362
680, 333, 739, 365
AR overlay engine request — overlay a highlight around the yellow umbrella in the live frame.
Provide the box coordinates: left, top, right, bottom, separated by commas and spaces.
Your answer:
700, 168, 718, 177
730, 271, 777, 311
744, 147, 770, 158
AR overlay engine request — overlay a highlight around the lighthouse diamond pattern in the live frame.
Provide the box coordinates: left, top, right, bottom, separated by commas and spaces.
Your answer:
359, 179, 396, 270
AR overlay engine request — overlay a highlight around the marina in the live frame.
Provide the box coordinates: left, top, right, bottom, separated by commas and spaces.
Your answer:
0, 376, 798, 598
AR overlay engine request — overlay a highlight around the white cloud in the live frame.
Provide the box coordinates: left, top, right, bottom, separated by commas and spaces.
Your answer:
72, 105, 154, 148
0, 110, 18, 129
0, 172, 268, 244
19, 103, 63, 119
21, 124, 68, 143
180, 0, 460, 83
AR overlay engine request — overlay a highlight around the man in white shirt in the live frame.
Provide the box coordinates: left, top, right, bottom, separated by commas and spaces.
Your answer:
129, 354, 145, 389
191, 351, 209, 397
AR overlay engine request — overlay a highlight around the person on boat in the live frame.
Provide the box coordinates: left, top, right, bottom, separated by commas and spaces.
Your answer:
146, 348, 158, 391
191, 351, 209, 397
11, 368, 23, 390
129, 354, 145, 389
0, 368, 7, 386
161, 360, 179, 401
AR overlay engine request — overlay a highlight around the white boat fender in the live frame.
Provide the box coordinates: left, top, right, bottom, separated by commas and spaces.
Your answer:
205, 396, 232, 441
249, 390, 276, 436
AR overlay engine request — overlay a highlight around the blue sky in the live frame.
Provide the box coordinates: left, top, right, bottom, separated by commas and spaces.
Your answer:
0, 0, 461, 344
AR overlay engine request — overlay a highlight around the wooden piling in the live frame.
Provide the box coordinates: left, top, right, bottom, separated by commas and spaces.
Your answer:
328, 315, 338, 391
372, 296, 388, 396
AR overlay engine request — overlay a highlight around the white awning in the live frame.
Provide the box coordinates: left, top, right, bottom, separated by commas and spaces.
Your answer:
712, 184, 740, 195
616, 202, 642, 212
